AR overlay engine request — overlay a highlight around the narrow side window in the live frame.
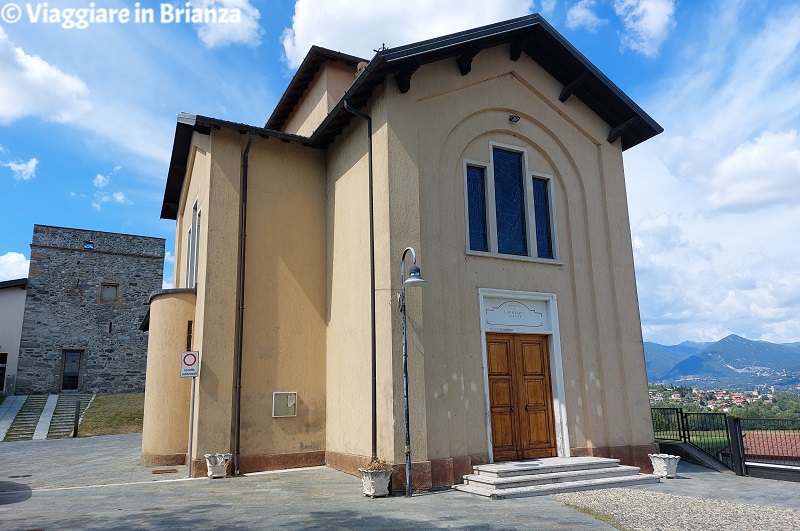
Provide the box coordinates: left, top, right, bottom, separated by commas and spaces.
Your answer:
466, 165, 488, 252
187, 202, 200, 288
532, 177, 554, 259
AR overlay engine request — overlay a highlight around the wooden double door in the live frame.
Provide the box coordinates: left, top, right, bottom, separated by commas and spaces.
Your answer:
487, 333, 557, 461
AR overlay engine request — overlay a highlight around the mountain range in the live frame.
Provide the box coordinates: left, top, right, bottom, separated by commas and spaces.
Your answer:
644, 335, 800, 390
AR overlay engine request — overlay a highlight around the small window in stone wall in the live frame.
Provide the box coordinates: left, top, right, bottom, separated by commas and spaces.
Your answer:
84, 241, 94, 250
101, 283, 118, 301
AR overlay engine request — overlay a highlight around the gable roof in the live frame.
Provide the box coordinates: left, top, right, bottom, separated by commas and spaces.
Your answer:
265, 46, 367, 132
162, 14, 662, 220
273, 14, 663, 150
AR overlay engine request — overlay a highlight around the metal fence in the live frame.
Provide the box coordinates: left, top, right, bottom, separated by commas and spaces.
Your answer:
652, 407, 800, 475
739, 418, 800, 467
683, 412, 731, 466
652, 408, 733, 468
651, 407, 684, 441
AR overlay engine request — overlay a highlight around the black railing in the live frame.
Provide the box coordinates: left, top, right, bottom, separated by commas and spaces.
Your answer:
652, 407, 800, 475
739, 418, 800, 467
651, 407, 684, 441
683, 412, 732, 467
652, 408, 733, 468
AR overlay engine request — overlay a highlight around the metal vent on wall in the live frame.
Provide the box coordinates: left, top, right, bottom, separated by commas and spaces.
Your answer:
272, 392, 297, 417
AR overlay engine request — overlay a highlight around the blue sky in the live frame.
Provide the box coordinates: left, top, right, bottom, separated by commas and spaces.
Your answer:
1, 0, 799, 345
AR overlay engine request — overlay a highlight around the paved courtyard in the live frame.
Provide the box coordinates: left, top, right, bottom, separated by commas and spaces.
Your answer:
1, 434, 799, 529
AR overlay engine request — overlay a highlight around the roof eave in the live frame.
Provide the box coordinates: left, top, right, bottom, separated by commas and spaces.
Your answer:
265, 46, 368, 131
0, 278, 27, 289
160, 114, 314, 220
306, 14, 662, 150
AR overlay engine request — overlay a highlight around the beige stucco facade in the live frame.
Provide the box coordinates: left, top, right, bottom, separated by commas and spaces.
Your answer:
0, 280, 27, 394
143, 15, 660, 489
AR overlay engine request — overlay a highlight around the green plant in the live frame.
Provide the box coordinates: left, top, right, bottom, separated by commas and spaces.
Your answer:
364, 457, 393, 472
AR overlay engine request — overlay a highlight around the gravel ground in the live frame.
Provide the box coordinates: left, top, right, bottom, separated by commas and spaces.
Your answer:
554, 488, 800, 531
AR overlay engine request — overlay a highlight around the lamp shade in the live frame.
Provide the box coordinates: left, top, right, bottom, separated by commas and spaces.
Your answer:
404, 265, 426, 286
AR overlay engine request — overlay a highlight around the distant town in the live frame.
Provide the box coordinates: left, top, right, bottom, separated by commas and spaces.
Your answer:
649, 384, 800, 418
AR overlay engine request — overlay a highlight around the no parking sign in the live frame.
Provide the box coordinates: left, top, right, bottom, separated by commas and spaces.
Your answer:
181, 351, 199, 378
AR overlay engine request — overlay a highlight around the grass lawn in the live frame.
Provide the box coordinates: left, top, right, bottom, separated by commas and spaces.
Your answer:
79, 393, 144, 437
691, 435, 730, 455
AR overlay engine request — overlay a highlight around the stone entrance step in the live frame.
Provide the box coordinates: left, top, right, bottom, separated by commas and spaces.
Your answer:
453, 457, 661, 499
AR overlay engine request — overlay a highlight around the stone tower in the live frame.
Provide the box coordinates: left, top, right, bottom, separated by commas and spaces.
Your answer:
15, 225, 165, 394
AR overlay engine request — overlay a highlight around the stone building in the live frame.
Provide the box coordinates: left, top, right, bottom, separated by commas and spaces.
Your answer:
15, 225, 165, 394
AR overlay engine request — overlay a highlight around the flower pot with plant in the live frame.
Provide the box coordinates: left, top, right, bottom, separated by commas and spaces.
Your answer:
359, 457, 393, 497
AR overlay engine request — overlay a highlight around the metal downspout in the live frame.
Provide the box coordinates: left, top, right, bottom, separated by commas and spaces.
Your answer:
233, 131, 254, 475
343, 100, 378, 460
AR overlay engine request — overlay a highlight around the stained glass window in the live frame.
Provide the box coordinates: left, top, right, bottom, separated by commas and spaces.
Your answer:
533, 177, 553, 259
492, 149, 527, 256
467, 166, 488, 251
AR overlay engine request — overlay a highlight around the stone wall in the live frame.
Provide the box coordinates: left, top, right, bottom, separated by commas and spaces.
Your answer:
16, 225, 165, 394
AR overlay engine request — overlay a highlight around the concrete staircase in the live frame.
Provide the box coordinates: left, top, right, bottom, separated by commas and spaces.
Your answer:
3, 395, 49, 441
48, 394, 94, 438
453, 457, 661, 499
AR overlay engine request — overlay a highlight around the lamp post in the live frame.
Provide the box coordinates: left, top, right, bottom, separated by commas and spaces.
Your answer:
399, 246, 425, 497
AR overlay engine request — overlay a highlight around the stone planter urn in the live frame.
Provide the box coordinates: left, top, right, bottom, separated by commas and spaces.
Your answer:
204, 453, 232, 479
359, 468, 392, 497
648, 453, 680, 478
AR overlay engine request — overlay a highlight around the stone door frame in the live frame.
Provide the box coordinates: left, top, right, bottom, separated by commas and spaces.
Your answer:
478, 288, 569, 462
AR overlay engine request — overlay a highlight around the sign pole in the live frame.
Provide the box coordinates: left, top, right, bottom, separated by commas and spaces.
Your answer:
181, 351, 200, 478
187, 375, 196, 478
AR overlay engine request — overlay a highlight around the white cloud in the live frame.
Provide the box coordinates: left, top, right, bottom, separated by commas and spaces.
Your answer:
282, 0, 534, 68
566, 0, 607, 31
0, 26, 91, 124
93, 165, 120, 188
92, 190, 132, 211
540, 0, 557, 17
164, 251, 175, 263
0, 26, 172, 176
613, 0, 675, 56
93, 173, 110, 188
0, 252, 29, 281
3, 158, 39, 180
708, 130, 800, 212
625, 1, 800, 345
194, 0, 263, 48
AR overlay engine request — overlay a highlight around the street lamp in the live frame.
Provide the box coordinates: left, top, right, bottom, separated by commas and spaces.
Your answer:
399, 246, 425, 497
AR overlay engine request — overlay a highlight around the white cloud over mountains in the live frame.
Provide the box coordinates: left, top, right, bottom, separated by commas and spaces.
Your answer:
709, 130, 800, 212
625, 1, 800, 344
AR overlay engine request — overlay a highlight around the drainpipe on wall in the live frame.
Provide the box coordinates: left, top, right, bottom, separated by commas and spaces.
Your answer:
343, 100, 378, 460
233, 131, 254, 475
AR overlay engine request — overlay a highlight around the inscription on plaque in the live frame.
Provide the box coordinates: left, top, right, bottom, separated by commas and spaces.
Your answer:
485, 300, 544, 329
